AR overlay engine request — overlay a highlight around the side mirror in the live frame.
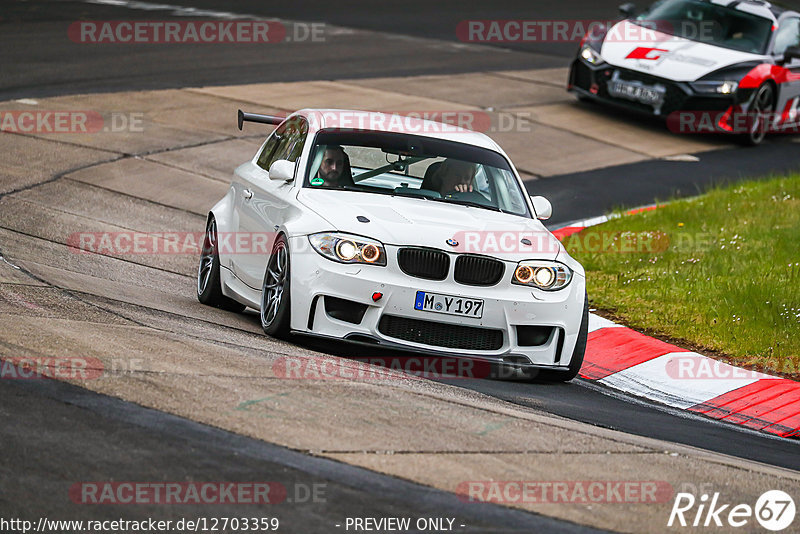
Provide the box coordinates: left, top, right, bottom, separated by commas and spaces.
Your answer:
619, 2, 636, 17
783, 45, 800, 63
268, 159, 295, 181
530, 195, 552, 220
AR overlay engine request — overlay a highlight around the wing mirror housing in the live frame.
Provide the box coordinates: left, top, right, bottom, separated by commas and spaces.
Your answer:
782, 45, 800, 64
530, 195, 552, 220
268, 159, 295, 181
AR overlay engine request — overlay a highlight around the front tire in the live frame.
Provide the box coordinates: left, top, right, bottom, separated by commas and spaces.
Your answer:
260, 234, 291, 339
197, 217, 246, 312
743, 83, 774, 146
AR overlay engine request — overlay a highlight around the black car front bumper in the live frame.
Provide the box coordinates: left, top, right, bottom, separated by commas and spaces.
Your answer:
567, 58, 751, 118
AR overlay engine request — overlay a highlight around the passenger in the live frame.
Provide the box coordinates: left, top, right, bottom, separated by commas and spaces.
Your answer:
434, 159, 476, 194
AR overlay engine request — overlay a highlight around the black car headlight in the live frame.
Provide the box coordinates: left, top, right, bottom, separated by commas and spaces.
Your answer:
689, 80, 739, 95
308, 232, 386, 266
580, 45, 605, 65
512, 261, 572, 290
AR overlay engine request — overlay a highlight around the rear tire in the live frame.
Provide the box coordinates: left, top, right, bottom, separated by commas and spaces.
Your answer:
533, 291, 588, 382
197, 217, 246, 313
260, 234, 291, 339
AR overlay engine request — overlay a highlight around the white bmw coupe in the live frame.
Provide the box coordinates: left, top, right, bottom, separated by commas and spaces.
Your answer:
197, 109, 587, 381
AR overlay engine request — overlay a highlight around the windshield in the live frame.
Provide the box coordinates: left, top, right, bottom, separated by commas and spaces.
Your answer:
634, 0, 773, 54
304, 130, 531, 217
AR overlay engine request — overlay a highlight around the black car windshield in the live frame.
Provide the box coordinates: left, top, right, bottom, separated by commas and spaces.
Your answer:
634, 0, 773, 54
304, 130, 531, 217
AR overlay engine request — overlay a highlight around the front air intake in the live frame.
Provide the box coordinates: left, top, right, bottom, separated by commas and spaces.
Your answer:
378, 315, 503, 351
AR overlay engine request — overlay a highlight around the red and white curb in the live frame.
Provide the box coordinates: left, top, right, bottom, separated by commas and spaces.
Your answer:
550, 205, 660, 242
552, 208, 800, 439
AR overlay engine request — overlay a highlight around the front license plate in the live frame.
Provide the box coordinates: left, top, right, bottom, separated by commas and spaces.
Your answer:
610, 80, 662, 105
414, 291, 483, 318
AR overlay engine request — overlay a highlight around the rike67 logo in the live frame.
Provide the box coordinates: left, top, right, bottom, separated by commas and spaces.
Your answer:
669, 490, 795, 531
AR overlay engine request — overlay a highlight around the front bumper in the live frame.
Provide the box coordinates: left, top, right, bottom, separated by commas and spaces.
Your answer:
568, 58, 749, 118
287, 237, 586, 370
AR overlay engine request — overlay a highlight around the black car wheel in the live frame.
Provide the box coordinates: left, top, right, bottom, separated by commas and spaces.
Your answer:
260, 234, 291, 338
745, 83, 775, 146
197, 217, 246, 312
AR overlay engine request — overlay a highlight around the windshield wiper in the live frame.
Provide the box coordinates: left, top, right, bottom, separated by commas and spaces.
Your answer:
392, 190, 434, 200
431, 197, 503, 213
337, 185, 391, 195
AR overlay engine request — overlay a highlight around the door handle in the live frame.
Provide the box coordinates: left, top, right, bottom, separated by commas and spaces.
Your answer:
243, 189, 253, 200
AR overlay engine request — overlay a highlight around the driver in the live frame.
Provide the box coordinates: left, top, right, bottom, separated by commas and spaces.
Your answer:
315, 145, 353, 187
434, 159, 476, 194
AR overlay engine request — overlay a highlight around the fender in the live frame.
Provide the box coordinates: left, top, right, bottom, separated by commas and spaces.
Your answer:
739, 63, 800, 88
209, 183, 237, 235
208, 164, 245, 272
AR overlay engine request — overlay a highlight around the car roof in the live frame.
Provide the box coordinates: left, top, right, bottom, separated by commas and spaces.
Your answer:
710, 0, 785, 21
290, 108, 504, 153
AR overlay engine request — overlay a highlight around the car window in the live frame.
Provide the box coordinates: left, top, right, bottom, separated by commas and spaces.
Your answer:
634, 0, 773, 54
256, 117, 308, 171
256, 127, 282, 171
773, 17, 800, 56
304, 130, 531, 218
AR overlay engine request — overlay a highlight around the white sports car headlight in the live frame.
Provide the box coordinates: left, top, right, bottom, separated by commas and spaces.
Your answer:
689, 81, 739, 94
512, 261, 572, 290
580, 45, 605, 65
308, 232, 386, 266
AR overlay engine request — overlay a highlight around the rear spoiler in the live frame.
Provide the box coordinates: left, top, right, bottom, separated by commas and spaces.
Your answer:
237, 109, 285, 130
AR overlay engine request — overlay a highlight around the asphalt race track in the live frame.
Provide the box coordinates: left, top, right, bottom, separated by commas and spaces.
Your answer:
2, 1, 800, 533
1, 377, 599, 533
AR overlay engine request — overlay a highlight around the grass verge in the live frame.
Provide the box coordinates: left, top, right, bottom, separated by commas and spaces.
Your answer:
565, 174, 799, 377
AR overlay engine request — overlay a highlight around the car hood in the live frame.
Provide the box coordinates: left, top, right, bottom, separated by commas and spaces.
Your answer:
296, 189, 562, 261
600, 20, 765, 82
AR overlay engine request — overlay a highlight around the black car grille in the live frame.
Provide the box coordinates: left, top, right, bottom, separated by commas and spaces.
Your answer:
378, 315, 504, 351
397, 248, 449, 280
454, 255, 504, 286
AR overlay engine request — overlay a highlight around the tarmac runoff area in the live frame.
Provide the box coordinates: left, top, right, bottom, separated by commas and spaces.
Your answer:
1, 69, 798, 533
